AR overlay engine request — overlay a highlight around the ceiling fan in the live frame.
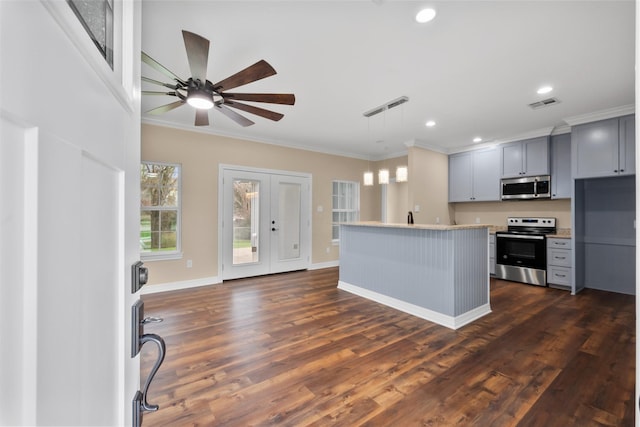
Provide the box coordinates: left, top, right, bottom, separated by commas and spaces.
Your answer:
141, 30, 295, 127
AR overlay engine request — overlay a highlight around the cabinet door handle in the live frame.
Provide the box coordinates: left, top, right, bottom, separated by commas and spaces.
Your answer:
556, 274, 566, 278
614, 169, 619, 173
620, 169, 625, 172
555, 256, 566, 260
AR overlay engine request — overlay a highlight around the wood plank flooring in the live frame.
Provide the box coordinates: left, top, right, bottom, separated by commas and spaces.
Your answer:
140, 267, 635, 426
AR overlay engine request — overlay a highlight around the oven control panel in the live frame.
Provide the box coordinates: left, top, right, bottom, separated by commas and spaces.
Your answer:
507, 217, 556, 228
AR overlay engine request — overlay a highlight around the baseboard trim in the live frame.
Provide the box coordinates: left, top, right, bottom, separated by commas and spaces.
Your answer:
140, 275, 221, 295
309, 260, 339, 270
138, 263, 340, 295
337, 281, 491, 330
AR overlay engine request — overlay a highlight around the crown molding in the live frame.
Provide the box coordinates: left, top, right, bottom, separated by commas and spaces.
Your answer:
564, 104, 635, 126
405, 139, 449, 154
141, 117, 371, 160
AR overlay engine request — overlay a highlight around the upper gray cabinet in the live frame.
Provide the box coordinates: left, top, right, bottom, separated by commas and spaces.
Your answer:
572, 115, 635, 179
550, 133, 571, 199
501, 136, 550, 178
449, 147, 500, 202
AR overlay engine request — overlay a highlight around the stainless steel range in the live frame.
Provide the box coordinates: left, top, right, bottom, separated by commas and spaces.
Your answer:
495, 217, 556, 286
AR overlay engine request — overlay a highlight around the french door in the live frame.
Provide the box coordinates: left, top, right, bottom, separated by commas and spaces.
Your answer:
221, 167, 311, 280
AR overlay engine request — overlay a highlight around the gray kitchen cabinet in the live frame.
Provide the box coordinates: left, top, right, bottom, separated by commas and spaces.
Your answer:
489, 233, 496, 275
619, 114, 635, 175
550, 133, 571, 199
501, 136, 549, 178
449, 147, 500, 202
547, 237, 572, 289
572, 114, 635, 179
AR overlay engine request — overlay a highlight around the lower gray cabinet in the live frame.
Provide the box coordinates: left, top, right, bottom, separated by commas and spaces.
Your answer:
547, 237, 572, 289
489, 234, 495, 275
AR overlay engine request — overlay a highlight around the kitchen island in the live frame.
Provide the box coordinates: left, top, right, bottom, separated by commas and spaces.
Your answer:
338, 222, 491, 329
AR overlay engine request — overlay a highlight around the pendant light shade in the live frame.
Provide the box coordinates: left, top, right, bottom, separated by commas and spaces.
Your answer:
396, 166, 408, 182
378, 168, 389, 185
363, 171, 374, 186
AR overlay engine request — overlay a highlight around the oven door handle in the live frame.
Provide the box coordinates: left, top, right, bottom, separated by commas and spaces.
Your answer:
496, 233, 545, 240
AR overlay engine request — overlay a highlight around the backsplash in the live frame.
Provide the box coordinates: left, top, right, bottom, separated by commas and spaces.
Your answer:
453, 199, 571, 229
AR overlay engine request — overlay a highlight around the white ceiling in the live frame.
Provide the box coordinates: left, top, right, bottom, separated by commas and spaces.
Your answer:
141, 1, 635, 159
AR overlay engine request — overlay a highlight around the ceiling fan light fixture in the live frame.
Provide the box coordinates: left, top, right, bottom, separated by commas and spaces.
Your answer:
187, 91, 214, 109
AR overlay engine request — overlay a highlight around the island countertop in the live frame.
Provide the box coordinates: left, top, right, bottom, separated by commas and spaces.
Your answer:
347, 221, 492, 231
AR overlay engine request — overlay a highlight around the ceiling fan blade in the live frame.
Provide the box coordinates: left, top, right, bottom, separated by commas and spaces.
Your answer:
142, 90, 178, 96
221, 93, 296, 105
224, 100, 284, 121
141, 51, 185, 84
215, 104, 255, 127
146, 100, 185, 115
213, 60, 277, 92
182, 30, 209, 83
195, 109, 209, 126
142, 76, 179, 90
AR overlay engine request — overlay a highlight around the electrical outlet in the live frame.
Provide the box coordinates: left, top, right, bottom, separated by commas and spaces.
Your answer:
186, 259, 193, 268
414, 205, 420, 212
475, 217, 480, 224
436, 217, 440, 224
326, 247, 330, 254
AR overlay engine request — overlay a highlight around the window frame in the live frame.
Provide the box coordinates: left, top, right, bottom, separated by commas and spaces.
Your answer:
67, 0, 114, 69
331, 180, 360, 244
140, 161, 183, 261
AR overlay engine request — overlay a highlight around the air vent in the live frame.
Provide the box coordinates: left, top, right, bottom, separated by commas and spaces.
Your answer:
363, 96, 409, 117
528, 97, 560, 110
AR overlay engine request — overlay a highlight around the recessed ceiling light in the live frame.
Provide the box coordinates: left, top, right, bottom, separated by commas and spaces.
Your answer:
416, 8, 436, 23
473, 137, 482, 143
425, 120, 436, 127
537, 86, 553, 95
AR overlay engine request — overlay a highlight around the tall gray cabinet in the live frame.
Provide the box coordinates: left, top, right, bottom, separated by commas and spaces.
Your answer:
571, 114, 635, 295
572, 115, 635, 178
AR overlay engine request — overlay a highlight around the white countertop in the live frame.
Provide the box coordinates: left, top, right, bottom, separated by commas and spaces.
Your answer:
345, 221, 492, 231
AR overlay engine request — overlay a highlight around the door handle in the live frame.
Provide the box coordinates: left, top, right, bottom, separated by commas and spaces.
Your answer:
138, 333, 166, 412
272, 227, 278, 231
132, 336, 166, 427
131, 299, 166, 425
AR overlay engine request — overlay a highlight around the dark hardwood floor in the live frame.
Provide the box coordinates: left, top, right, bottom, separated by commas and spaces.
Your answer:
141, 267, 635, 426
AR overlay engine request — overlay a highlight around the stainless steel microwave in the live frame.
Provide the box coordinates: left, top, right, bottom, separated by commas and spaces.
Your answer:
501, 175, 551, 200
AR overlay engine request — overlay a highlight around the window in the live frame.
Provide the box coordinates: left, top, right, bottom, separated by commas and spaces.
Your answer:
332, 180, 360, 242
68, 0, 114, 69
141, 162, 181, 259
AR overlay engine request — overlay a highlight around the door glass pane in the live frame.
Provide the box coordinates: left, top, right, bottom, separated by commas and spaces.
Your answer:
233, 179, 260, 265
278, 182, 301, 261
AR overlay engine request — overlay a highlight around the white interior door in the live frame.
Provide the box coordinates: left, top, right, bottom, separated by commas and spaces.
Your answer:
221, 167, 311, 280
0, 1, 141, 425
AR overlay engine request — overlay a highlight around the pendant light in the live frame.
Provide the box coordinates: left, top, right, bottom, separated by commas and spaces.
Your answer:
378, 168, 389, 185
363, 171, 374, 186
396, 166, 408, 182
